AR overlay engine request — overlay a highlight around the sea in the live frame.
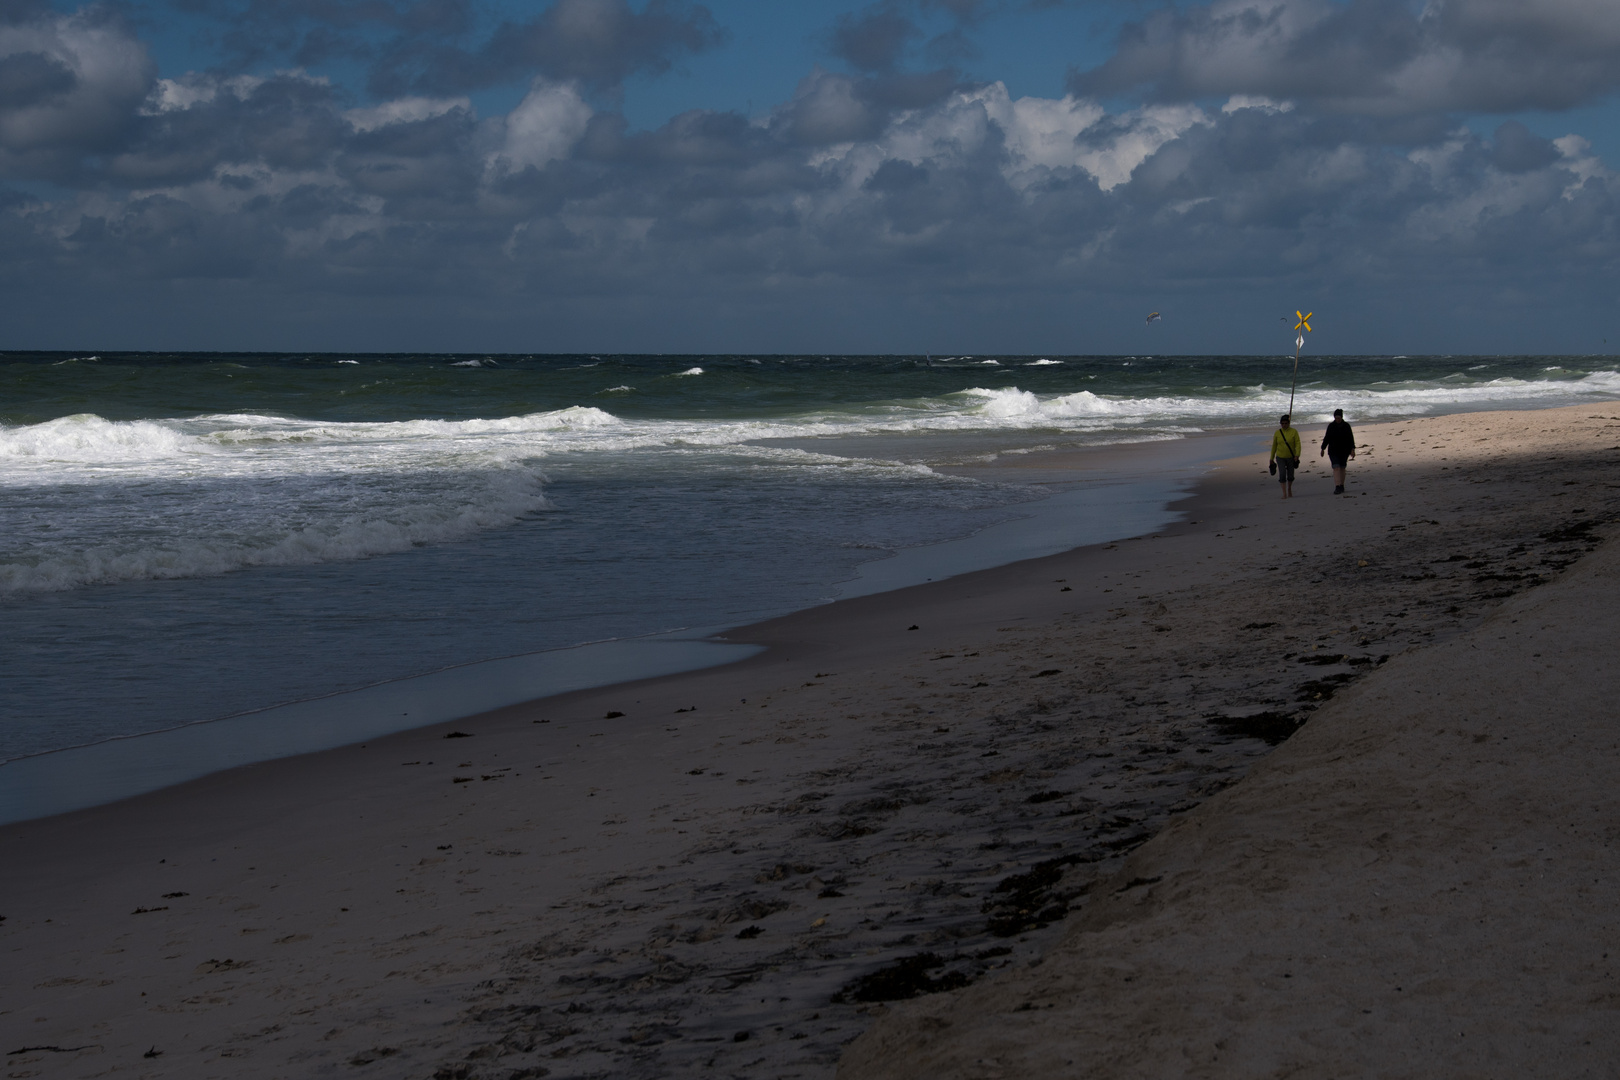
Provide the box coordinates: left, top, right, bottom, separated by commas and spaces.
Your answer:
3, 352, 1617, 820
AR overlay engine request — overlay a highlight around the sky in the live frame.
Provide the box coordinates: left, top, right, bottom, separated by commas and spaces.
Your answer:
1, 0, 1618, 354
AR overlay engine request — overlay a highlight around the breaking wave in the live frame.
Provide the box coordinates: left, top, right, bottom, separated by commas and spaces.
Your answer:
5, 367, 1618, 592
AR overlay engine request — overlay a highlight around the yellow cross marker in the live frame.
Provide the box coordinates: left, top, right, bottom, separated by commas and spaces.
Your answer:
1296, 311, 1313, 332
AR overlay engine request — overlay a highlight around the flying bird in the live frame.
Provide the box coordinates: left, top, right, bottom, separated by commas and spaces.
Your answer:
1145, 311, 1161, 326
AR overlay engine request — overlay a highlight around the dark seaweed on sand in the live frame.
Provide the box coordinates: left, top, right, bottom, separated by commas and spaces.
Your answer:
982, 853, 1088, 937
1297, 673, 1357, 701
1207, 711, 1302, 746
1540, 517, 1602, 545
831, 952, 971, 1004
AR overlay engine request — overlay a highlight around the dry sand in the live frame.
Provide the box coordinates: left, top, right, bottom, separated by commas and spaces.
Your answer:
2, 403, 1618, 1079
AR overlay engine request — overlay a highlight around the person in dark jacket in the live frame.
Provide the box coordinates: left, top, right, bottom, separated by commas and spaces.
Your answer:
1320, 409, 1355, 494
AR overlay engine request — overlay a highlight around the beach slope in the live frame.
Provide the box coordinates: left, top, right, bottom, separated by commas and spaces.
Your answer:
842, 434, 1620, 1076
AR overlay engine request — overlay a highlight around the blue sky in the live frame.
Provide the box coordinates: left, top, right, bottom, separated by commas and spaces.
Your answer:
3, 0, 1619, 353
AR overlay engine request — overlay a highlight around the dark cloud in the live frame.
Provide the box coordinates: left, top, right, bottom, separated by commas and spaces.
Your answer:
104, 73, 350, 185
479, 0, 722, 89
0, 6, 155, 180
826, 0, 989, 76
863, 157, 927, 192
170, 0, 476, 69
0, 51, 76, 108
0, 0, 51, 25
1490, 119, 1560, 174
831, 8, 919, 73
176, 0, 724, 97
1072, 0, 1620, 117
774, 67, 964, 145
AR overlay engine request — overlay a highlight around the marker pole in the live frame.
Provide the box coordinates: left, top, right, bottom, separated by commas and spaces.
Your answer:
1289, 339, 1301, 417
1288, 313, 1311, 417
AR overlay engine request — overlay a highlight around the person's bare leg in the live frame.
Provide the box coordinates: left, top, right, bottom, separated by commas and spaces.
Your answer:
1333, 465, 1346, 487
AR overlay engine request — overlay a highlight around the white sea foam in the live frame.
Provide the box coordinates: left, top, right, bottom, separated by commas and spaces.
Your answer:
0, 413, 201, 463
5, 368, 1617, 592
674, 367, 704, 376
1027, 359, 1062, 365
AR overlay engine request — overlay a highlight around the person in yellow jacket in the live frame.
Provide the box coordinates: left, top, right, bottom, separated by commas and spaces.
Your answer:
1269, 413, 1302, 499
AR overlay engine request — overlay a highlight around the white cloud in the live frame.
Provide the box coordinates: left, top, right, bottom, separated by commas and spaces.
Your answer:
988, 90, 1105, 171
143, 74, 268, 115
1553, 134, 1609, 194
809, 83, 1207, 195
493, 78, 592, 172
345, 96, 473, 133
1222, 94, 1294, 114
1075, 104, 1212, 192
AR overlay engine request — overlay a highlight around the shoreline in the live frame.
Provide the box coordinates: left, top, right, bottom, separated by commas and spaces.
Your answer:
3, 403, 1617, 1078
0, 428, 1255, 825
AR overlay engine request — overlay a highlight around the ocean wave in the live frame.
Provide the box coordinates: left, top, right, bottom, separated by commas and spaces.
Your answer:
6, 367, 1617, 592
944, 371, 1620, 427
0, 407, 630, 467
9, 370, 1617, 470
0, 413, 203, 462
1, 464, 548, 592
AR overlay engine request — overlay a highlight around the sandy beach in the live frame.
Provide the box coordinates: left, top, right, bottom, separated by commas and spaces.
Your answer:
4, 402, 1618, 1079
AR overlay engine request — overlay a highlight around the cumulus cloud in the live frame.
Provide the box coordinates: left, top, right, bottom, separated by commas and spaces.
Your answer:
1072, 0, 1620, 117
1, 0, 1617, 352
494, 78, 592, 171
11, 69, 1612, 292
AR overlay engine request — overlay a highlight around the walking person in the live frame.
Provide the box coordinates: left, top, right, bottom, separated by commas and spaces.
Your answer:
1269, 414, 1301, 499
1320, 408, 1355, 494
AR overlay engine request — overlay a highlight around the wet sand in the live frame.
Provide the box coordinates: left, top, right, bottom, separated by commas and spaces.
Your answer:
3, 403, 1618, 1079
